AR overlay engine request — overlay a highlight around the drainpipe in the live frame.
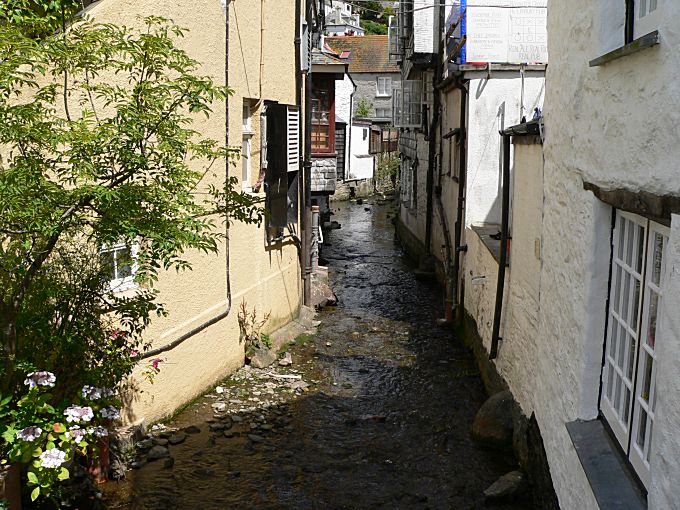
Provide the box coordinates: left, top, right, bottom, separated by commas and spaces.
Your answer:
489, 134, 511, 359
424, 5, 444, 254
302, 0, 313, 306
346, 73, 357, 181
451, 79, 467, 318
295, 0, 306, 295
138, 0, 233, 360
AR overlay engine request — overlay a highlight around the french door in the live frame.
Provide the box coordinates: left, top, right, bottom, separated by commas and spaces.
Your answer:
601, 210, 669, 488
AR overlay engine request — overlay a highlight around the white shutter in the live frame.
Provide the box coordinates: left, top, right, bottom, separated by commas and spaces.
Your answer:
286, 106, 300, 172
301, 18, 311, 72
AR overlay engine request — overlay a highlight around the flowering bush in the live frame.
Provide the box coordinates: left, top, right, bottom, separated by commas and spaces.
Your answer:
0, 372, 120, 502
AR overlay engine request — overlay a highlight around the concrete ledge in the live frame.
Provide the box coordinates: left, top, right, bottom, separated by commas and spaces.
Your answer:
566, 420, 647, 509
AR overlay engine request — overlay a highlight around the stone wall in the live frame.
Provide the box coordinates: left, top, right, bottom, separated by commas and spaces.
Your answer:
311, 157, 337, 193
351, 73, 399, 121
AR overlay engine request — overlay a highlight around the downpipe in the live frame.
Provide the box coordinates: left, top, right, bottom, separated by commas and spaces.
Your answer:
489, 134, 511, 360
451, 79, 468, 321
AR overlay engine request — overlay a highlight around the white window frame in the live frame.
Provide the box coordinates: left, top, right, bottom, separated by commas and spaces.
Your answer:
634, 0, 660, 39
376, 76, 392, 98
243, 103, 253, 135
601, 210, 669, 488
375, 107, 391, 119
242, 134, 252, 192
101, 242, 139, 292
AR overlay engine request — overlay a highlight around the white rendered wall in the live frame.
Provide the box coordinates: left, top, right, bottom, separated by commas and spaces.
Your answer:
348, 124, 373, 181
465, 75, 544, 227
540, 0, 680, 506
413, 0, 435, 54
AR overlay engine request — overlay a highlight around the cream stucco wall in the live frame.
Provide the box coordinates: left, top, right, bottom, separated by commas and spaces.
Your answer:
87, 0, 301, 424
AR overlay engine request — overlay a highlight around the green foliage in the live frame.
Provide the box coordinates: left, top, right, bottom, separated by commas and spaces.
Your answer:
360, 19, 387, 35
356, 98, 373, 118
237, 301, 271, 358
1, 374, 118, 502
0, 10, 266, 502
376, 152, 400, 182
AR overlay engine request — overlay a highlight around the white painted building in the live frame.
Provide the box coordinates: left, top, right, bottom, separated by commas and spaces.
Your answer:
323, 0, 364, 36
509, 0, 680, 508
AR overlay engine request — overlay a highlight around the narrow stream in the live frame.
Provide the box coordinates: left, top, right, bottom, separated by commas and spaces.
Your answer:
104, 198, 530, 509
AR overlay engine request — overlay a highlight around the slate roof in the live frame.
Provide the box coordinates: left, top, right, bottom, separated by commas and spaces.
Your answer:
311, 44, 350, 66
325, 35, 400, 74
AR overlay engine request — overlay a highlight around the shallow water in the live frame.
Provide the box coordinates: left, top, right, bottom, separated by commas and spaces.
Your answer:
104, 199, 531, 509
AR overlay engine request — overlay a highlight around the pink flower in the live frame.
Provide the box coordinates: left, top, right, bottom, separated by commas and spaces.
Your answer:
64, 405, 94, 423
16, 426, 43, 442
40, 448, 67, 469
101, 406, 120, 421
23, 371, 56, 388
151, 358, 164, 370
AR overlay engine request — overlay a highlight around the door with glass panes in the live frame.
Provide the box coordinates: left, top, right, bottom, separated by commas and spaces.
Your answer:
601, 210, 669, 488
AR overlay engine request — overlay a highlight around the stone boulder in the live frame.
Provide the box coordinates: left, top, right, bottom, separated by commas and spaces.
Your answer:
248, 344, 277, 368
472, 390, 514, 449
484, 471, 527, 504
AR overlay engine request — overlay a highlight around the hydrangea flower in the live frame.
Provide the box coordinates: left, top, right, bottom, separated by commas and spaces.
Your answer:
66, 426, 87, 444
100, 406, 120, 421
40, 448, 67, 469
89, 426, 108, 438
23, 372, 56, 389
16, 426, 43, 442
81, 385, 114, 400
64, 405, 94, 423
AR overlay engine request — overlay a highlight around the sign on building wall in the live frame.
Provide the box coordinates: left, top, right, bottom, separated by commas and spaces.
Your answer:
454, 0, 548, 64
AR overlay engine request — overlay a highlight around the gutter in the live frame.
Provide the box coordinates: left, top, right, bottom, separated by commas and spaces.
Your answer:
138, 0, 233, 361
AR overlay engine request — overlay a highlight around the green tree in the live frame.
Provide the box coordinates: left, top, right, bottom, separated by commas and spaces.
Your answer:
356, 98, 373, 118
0, 5, 263, 410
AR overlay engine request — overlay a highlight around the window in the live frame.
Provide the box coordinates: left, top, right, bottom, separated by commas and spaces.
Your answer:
633, 0, 660, 39
393, 80, 423, 128
101, 242, 138, 291
265, 103, 300, 231
242, 102, 253, 191
312, 77, 335, 154
601, 210, 669, 488
375, 107, 391, 119
376, 77, 392, 97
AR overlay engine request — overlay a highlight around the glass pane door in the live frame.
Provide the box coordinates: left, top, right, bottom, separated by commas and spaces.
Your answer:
601, 211, 647, 447
629, 222, 669, 488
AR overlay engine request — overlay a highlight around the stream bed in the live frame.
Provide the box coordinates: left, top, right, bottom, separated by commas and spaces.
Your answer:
103, 198, 531, 509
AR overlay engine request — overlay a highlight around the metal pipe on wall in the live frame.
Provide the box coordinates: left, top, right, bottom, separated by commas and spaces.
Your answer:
489, 134, 511, 360
451, 79, 467, 318
302, 0, 313, 306
138, 0, 234, 360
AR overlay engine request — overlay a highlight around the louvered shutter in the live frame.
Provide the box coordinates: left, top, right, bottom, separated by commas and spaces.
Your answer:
287, 106, 300, 172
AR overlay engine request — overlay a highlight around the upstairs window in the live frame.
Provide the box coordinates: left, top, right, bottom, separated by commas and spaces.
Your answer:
600, 210, 669, 489
633, 0, 660, 39
312, 76, 335, 155
376, 77, 392, 97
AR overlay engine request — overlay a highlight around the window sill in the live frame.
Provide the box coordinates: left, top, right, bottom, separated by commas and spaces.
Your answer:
589, 31, 659, 67
470, 225, 508, 267
566, 419, 647, 509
